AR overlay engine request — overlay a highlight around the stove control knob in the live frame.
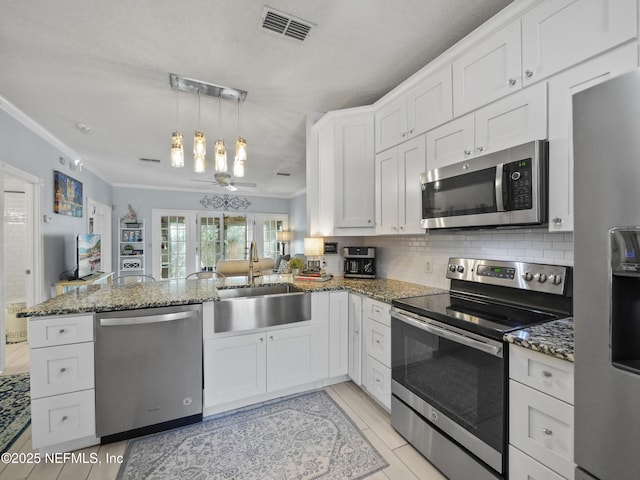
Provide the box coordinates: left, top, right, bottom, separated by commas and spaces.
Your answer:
522, 272, 533, 281
456, 265, 465, 273
449, 264, 457, 272
548, 274, 563, 285
535, 273, 547, 283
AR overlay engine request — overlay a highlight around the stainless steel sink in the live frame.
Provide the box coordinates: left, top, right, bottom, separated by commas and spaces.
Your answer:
214, 284, 311, 333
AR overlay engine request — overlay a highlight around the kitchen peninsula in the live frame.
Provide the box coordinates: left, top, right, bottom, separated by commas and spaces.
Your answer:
19, 275, 444, 453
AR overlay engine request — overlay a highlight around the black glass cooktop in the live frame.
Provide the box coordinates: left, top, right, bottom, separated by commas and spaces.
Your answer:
392, 292, 560, 341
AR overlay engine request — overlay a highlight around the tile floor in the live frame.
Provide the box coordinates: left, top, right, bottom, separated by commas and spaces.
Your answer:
0, 342, 446, 480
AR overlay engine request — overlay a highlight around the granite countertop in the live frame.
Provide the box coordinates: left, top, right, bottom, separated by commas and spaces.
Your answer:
19, 274, 444, 318
504, 317, 574, 362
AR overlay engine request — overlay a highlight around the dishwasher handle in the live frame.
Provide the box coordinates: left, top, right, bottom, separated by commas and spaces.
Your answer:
99, 310, 199, 327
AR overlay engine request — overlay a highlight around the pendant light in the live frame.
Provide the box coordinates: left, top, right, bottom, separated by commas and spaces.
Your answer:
214, 96, 228, 173
170, 90, 184, 168
234, 98, 247, 178
193, 91, 206, 173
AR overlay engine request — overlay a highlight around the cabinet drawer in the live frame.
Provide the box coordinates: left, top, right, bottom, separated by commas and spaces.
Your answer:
509, 445, 565, 480
364, 317, 391, 367
363, 297, 390, 326
509, 344, 574, 404
30, 342, 95, 399
510, 381, 574, 479
31, 389, 96, 449
29, 315, 94, 348
363, 355, 391, 411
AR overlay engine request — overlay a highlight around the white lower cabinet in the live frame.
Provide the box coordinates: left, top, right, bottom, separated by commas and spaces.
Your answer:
361, 297, 392, 410
509, 345, 575, 480
205, 323, 322, 408
348, 293, 363, 385
29, 314, 97, 451
328, 291, 349, 378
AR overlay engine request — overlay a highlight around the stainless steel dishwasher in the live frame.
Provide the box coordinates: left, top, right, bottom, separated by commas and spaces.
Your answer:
95, 304, 203, 442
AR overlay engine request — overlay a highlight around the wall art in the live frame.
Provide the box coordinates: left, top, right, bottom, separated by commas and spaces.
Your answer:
53, 170, 83, 217
200, 194, 251, 210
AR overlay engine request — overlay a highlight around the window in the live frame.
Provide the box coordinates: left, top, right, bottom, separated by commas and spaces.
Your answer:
158, 214, 189, 280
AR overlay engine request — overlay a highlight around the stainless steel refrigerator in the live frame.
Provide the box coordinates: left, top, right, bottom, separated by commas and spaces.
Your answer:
573, 68, 640, 480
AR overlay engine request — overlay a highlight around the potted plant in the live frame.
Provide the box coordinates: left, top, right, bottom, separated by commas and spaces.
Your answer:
122, 244, 134, 256
288, 258, 305, 276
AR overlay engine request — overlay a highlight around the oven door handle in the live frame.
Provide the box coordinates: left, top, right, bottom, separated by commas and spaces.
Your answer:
392, 311, 503, 357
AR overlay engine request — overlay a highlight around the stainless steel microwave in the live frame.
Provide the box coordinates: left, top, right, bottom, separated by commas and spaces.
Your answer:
420, 140, 548, 230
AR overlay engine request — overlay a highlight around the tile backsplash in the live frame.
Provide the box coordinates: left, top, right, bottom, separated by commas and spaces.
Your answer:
321, 229, 574, 290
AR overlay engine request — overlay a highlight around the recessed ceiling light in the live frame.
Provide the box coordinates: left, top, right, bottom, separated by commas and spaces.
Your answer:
75, 123, 91, 133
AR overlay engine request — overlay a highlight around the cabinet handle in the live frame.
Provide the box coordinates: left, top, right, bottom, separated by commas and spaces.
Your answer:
525, 70, 534, 78
59, 328, 66, 334
408, 128, 414, 134
60, 367, 67, 373
61, 416, 68, 423
542, 428, 553, 436
354, 330, 359, 334
552, 217, 563, 226
270, 335, 274, 341
462, 163, 470, 170
508, 78, 517, 86
401, 132, 408, 138
259, 337, 264, 343
463, 149, 473, 157
542, 370, 553, 378
476, 146, 486, 153
375, 339, 381, 344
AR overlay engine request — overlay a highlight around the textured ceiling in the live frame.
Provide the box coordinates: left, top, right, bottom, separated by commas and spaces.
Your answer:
0, 0, 513, 197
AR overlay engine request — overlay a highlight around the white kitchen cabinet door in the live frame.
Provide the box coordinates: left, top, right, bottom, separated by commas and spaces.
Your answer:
363, 354, 391, 411
510, 380, 575, 480
204, 333, 267, 406
453, 20, 522, 116
398, 135, 427, 234
334, 113, 375, 228
426, 113, 475, 170
522, 0, 637, 88
375, 148, 399, 234
548, 43, 638, 232
408, 66, 453, 141
474, 82, 547, 156
509, 445, 565, 480
348, 293, 363, 385
375, 97, 407, 153
267, 325, 317, 392
329, 291, 349, 378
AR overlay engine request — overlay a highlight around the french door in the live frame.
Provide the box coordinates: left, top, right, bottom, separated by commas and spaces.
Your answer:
152, 209, 287, 280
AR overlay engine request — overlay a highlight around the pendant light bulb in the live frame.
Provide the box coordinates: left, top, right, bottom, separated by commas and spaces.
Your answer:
234, 137, 247, 177
193, 130, 206, 173
171, 131, 184, 168
214, 139, 227, 173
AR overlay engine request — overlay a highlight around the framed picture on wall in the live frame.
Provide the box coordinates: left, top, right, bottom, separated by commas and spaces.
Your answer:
53, 170, 83, 217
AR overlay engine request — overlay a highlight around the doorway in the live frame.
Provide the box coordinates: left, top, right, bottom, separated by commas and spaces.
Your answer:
1, 165, 43, 374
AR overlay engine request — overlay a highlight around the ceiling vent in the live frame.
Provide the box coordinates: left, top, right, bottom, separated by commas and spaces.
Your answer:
139, 157, 161, 164
260, 7, 314, 42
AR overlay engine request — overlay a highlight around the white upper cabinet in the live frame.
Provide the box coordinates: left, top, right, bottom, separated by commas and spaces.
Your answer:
333, 112, 375, 229
474, 82, 547, 155
522, 0, 638, 87
376, 67, 453, 152
427, 83, 547, 170
375, 135, 426, 234
547, 43, 638, 232
312, 107, 376, 236
453, 20, 522, 116
426, 113, 475, 171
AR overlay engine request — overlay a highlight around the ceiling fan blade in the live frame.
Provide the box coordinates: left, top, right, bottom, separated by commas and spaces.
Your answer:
225, 184, 238, 192
231, 182, 257, 188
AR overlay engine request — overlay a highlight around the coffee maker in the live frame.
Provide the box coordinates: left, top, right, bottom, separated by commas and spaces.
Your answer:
343, 247, 376, 279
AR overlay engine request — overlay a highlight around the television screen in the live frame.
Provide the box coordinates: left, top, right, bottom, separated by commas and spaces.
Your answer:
77, 233, 101, 279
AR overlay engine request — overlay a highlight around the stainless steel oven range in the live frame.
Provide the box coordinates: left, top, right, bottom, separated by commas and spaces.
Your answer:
391, 258, 572, 480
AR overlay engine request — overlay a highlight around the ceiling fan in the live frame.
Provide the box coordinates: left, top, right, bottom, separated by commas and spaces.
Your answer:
191, 172, 257, 192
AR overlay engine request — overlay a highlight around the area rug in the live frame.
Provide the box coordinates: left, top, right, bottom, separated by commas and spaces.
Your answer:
0, 373, 31, 454
118, 390, 388, 480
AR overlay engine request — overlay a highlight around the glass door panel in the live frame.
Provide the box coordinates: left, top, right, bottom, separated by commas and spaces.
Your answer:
198, 215, 221, 272
223, 215, 247, 260
160, 215, 188, 279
